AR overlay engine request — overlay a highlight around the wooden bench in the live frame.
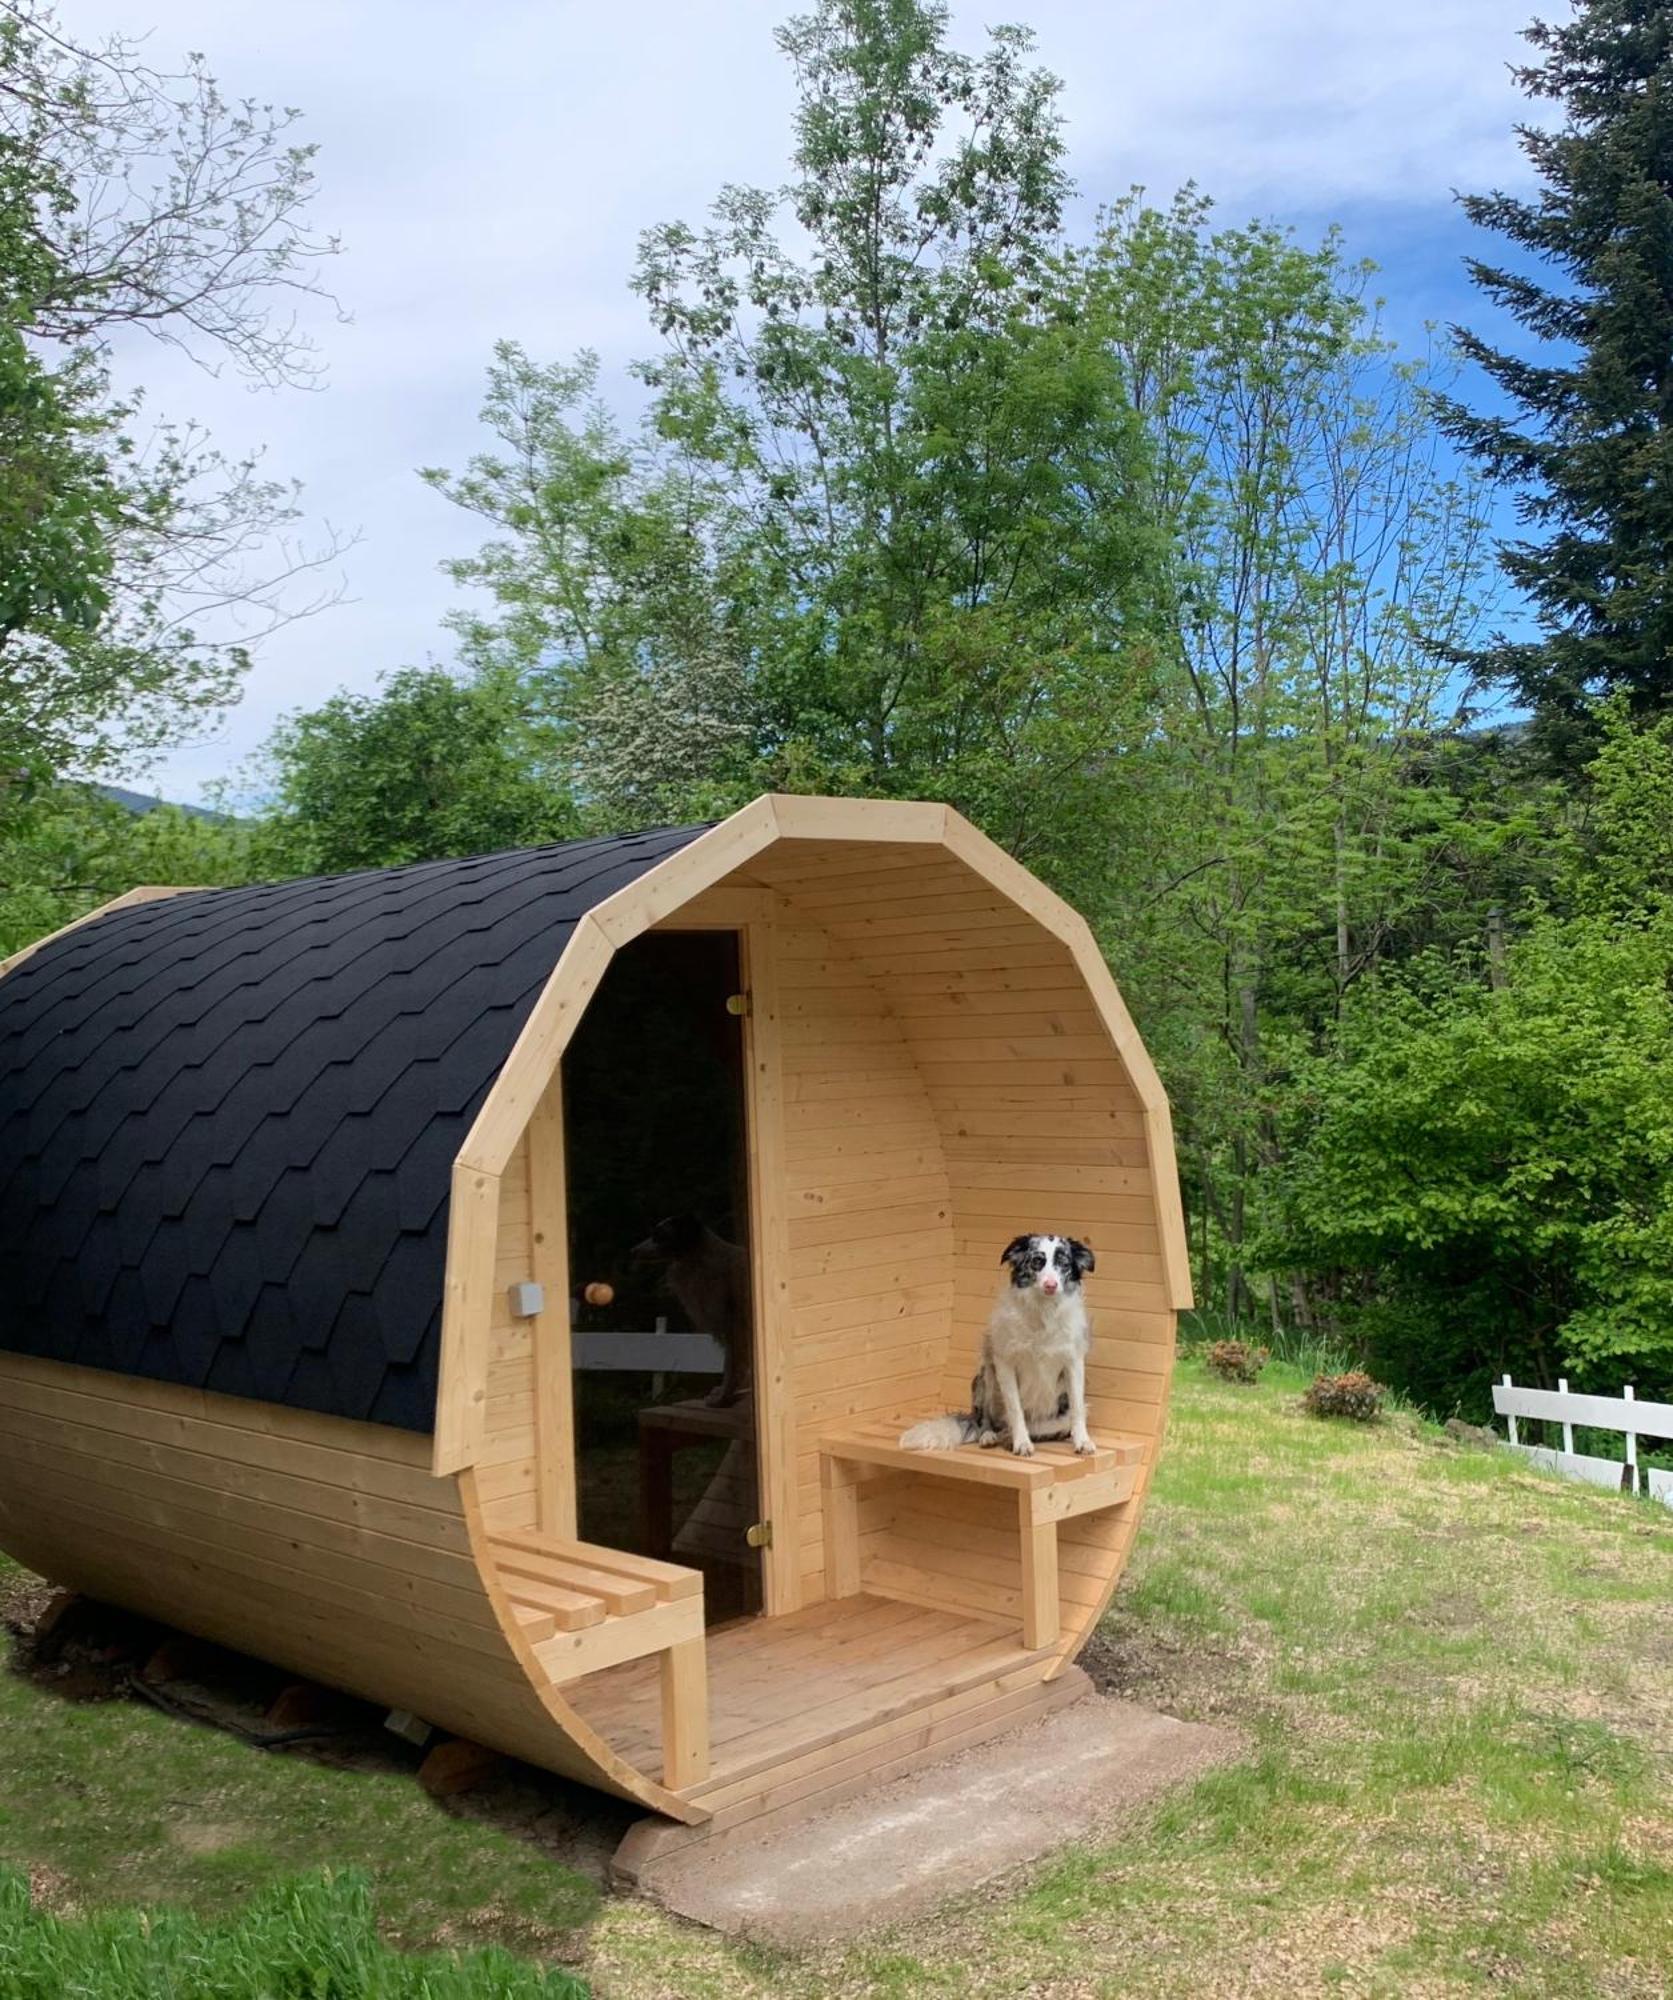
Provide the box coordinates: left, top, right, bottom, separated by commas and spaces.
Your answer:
486, 1532, 710, 1786
818, 1422, 1146, 1650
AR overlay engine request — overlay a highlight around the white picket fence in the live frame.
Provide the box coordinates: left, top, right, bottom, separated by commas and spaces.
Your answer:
1491, 1375, 1673, 1509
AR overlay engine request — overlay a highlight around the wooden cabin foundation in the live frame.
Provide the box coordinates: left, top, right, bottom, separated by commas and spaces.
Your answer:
0, 796, 1189, 1830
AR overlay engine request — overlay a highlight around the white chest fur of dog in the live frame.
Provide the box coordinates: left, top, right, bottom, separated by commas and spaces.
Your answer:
982, 1278, 1091, 1443
901, 1233, 1096, 1458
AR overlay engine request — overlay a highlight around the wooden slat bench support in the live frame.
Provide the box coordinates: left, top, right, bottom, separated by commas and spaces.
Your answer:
509, 1603, 560, 1644
818, 1422, 1145, 1651
497, 1550, 658, 1621
487, 1532, 710, 1786
490, 1531, 704, 1601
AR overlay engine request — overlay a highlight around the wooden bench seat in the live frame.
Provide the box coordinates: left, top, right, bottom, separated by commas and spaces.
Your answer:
818, 1421, 1146, 1651
490, 1531, 700, 1635
486, 1531, 709, 1786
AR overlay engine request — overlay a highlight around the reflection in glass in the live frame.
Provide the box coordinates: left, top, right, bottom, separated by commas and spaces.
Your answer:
562, 931, 761, 1621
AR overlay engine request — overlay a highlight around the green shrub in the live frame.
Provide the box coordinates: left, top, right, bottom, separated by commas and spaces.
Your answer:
1302, 1371, 1384, 1423
0, 1869, 586, 1999
1203, 1339, 1269, 1384
1274, 715, 1673, 1419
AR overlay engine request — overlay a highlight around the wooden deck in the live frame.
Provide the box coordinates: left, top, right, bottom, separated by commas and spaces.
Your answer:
563, 1592, 1052, 1808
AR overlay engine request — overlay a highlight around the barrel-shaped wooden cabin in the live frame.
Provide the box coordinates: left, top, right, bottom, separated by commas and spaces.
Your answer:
0, 795, 1188, 1833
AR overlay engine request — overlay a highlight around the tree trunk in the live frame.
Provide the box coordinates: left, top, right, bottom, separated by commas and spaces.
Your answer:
1224, 967, 1262, 1325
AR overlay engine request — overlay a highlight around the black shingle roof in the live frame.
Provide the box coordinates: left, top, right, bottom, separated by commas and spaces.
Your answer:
0, 827, 705, 1431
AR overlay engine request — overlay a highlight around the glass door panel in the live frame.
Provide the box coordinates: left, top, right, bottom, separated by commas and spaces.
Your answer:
560, 930, 760, 1622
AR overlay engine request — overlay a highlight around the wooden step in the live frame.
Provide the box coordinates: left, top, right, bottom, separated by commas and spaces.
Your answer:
487, 1533, 710, 1786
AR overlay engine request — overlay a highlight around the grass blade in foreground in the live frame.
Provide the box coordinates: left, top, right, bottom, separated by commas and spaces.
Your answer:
0, 1867, 586, 1999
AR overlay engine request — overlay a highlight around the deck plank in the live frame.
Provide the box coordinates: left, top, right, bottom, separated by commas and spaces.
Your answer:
563, 1593, 1047, 1793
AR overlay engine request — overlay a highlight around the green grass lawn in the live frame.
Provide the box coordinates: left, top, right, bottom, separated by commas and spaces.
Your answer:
0, 1868, 585, 1998
0, 1572, 604, 1983
3, 1361, 1670, 1997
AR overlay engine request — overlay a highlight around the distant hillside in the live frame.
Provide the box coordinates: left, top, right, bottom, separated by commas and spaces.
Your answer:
91, 784, 233, 825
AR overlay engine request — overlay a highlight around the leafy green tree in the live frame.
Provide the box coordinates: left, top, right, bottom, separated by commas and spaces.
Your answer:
0, 319, 255, 785
414, 10, 1520, 1347
0, 329, 117, 657
1279, 911, 1673, 1410
256, 666, 578, 874
634, 0, 1160, 867
421, 346, 764, 833
1276, 711, 1673, 1409
0, 783, 253, 955
1564, 697, 1673, 910
0, 2, 341, 796
1080, 194, 1503, 1318
428, 0, 1163, 872
1439, 0, 1673, 761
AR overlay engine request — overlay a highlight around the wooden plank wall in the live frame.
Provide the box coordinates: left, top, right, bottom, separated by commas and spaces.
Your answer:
476, 1133, 542, 1534
757, 843, 1175, 1639
765, 865, 957, 1610
0, 1350, 618, 1785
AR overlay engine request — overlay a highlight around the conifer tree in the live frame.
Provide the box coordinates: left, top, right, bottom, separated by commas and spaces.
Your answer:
1441, 1, 1673, 762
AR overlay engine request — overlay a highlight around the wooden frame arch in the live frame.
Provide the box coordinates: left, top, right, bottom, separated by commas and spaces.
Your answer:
432, 795, 1191, 1477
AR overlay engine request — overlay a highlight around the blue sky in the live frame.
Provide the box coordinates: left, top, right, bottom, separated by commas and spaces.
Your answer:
68, 0, 1547, 803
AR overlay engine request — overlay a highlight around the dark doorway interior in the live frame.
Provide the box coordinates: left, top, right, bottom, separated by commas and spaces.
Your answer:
561, 930, 760, 1623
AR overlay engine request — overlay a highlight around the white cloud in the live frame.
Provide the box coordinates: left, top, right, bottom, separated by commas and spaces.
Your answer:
59, 0, 1538, 803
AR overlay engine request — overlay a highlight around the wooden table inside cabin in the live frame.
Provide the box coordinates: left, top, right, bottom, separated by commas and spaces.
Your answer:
636, 1396, 756, 1560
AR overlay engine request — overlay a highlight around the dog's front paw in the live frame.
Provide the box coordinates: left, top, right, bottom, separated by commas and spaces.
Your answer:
1072, 1432, 1096, 1456
1011, 1435, 1035, 1458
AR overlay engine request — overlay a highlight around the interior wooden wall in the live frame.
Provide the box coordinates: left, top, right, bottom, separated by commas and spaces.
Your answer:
748, 840, 1175, 1644
767, 876, 955, 1608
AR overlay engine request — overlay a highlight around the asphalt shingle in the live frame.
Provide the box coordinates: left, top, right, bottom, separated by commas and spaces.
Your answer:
0, 826, 704, 1432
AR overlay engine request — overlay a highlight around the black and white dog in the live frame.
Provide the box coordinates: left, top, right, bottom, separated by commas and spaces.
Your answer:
901, 1233, 1096, 1458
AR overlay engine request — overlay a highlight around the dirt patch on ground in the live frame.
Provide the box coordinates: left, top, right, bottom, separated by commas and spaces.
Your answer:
167, 1821, 249, 1856
24, 1863, 77, 1917
1080, 1621, 1274, 1731
1407, 1586, 1489, 1631
435, 1764, 636, 1884
1629, 1621, 1673, 1669
0, 1568, 55, 1636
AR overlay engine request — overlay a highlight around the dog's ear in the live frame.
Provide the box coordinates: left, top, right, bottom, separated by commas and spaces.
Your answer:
659, 1213, 704, 1253
1068, 1238, 1096, 1278
999, 1235, 1034, 1268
